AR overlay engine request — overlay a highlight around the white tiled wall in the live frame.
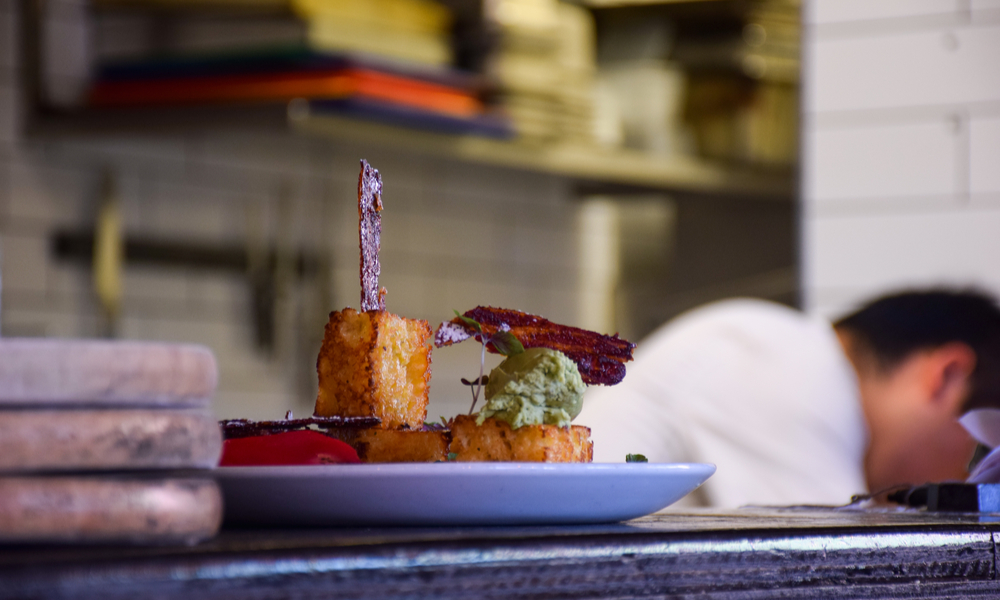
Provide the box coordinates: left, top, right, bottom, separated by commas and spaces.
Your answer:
802, 0, 1000, 317
0, 0, 582, 420
810, 1, 961, 25
806, 119, 960, 202
971, 116, 1000, 193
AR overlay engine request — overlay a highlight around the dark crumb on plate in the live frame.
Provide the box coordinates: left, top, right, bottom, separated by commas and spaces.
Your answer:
220, 415, 381, 439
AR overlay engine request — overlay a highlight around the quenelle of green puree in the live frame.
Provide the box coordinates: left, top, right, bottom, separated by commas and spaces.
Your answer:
477, 347, 586, 429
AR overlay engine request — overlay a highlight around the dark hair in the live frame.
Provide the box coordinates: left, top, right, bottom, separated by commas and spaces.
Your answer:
834, 289, 1000, 412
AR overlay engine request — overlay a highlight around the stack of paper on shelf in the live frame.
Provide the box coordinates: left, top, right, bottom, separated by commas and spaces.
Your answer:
674, 0, 799, 166
291, 0, 453, 67
0, 339, 223, 544
487, 0, 597, 143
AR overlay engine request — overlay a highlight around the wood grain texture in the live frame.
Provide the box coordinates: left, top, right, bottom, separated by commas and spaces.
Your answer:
0, 510, 997, 599
0, 408, 222, 472
0, 339, 217, 407
0, 476, 221, 544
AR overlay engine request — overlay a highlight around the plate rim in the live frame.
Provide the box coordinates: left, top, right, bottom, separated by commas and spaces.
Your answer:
214, 462, 717, 478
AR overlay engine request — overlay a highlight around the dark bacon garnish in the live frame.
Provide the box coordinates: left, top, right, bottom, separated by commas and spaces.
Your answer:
220, 415, 381, 440
435, 306, 635, 386
358, 159, 386, 312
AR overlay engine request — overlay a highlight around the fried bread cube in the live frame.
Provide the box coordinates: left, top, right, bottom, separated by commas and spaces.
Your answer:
315, 308, 432, 429
326, 427, 449, 463
448, 415, 592, 462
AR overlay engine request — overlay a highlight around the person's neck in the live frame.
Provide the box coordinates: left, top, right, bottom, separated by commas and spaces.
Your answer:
833, 327, 886, 491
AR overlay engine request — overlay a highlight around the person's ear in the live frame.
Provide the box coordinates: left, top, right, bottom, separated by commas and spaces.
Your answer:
927, 342, 977, 414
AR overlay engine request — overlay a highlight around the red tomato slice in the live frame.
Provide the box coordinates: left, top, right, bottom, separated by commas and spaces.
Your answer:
219, 430, 361, 466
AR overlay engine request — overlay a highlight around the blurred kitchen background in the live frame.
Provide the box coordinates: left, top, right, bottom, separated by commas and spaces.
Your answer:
0, 0, 996, 421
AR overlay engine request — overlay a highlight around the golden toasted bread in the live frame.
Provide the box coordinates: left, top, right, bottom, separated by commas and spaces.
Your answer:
315, 308, 432, 429
327, 427, 449, 463
448, 415, 592, 463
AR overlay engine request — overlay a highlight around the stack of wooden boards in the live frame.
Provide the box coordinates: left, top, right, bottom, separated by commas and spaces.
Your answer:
0, 340, 223, 543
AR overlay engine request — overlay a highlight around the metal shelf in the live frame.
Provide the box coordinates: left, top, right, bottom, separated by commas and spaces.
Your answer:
291, 108, 793, 198
24, 101, 793, 198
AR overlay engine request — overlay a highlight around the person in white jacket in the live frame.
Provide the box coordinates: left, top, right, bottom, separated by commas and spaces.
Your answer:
578, 289, 1000, 508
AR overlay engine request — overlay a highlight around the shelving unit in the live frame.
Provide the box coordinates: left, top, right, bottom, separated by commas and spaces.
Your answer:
20, 0, 795, 200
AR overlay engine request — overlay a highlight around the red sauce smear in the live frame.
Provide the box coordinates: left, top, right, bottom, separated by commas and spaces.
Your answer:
219, 430, 361, 466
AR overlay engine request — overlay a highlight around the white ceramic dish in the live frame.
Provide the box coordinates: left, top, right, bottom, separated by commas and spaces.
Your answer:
215, 462, 715, 526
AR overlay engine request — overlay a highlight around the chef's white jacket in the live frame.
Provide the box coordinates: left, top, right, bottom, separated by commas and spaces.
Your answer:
578, 299, 869, 508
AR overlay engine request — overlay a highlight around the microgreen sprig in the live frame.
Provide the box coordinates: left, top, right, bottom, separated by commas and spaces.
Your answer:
454, 310, 525, 414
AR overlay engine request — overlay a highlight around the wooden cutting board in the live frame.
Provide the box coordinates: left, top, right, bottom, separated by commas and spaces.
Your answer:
0, 476, 222, 543
0, 339, 217, 407
0, 408, 222, 472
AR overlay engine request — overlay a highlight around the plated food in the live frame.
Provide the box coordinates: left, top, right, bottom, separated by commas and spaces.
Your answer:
220, 160, 634, 466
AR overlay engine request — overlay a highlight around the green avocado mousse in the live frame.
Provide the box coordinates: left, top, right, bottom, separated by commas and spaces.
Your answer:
476, 347, 587, 429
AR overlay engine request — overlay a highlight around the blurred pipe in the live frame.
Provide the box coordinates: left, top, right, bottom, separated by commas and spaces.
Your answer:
273, 181, 296, 362
93, 172, 123, 338
577, 197, 620, 334
52, 232, 321, 275
246, 199, 275, 353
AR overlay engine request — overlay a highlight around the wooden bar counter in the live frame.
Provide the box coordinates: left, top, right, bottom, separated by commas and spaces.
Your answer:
2, 508, 999, 599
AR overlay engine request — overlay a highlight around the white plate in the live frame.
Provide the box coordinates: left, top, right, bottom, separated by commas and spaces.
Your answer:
215, 462, 715, 526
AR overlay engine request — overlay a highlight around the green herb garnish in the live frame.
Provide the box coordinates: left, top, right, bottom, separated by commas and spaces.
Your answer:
452, 310, 526, 414
626, 454, 648, 463
490, 331, 525, 357
454, 310, 483, 333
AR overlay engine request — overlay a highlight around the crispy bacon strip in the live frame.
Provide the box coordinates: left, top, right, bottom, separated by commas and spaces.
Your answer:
358, 159, 386, 311
435, 306, 635, 385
